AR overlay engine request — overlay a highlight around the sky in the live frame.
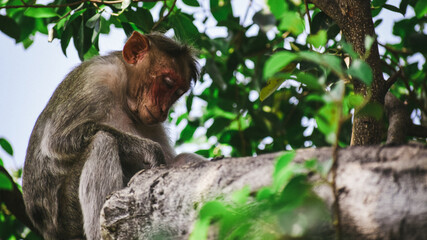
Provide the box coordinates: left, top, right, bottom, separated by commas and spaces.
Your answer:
0, 0, 410, 170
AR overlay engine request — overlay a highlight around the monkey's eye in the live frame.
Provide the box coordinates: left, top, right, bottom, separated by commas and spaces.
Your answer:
163, 77, 174, 89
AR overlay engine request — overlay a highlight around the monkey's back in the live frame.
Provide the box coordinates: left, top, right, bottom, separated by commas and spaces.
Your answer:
22, 52, 126, 239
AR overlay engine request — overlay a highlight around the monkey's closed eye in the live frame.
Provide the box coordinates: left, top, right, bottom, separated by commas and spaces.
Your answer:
163, 77, 174, 88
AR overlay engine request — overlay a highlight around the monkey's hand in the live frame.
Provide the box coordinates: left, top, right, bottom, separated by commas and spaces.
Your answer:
119, 137, 166, 169
96, 125, 165, 166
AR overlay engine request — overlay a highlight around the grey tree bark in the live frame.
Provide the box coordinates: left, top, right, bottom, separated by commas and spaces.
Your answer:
101, 144, 427, 240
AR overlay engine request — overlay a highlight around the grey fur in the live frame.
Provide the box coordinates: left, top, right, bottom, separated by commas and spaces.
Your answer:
22, 34, 201, 240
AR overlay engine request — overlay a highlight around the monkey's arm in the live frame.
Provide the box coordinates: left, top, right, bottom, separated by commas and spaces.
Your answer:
79, 129, 165, 240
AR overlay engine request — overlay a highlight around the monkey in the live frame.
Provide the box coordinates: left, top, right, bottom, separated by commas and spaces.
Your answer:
22, 31, 206, 240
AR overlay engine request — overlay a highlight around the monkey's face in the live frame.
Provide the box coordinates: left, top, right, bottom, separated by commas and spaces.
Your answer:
140, 76, 188, 125
122, 32, 193, 126
128, 55, 190, 126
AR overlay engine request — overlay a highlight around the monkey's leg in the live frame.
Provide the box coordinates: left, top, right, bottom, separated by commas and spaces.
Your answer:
79, 131, 123, 240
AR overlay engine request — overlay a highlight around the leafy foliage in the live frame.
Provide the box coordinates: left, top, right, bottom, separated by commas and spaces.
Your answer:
0, 138, 41, 239
189, 152, 332, 239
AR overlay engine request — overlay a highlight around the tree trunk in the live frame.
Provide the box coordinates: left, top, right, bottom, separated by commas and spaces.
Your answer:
311, 0, 390, 145
101, 144, 427, 240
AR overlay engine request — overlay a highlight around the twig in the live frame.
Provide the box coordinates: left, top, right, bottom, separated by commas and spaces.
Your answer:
385, 68, 402, 90
378, 42, 413, 55
151, 0, 177, 30
331, 108, 343, 240
241, 0, 252, 26
304, 0, 312, 34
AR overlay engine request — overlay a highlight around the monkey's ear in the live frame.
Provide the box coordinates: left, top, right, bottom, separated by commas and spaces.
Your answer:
123, 31, 150, 64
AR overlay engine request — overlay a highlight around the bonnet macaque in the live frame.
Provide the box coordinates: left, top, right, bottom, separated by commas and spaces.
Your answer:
22, 31, 205, 240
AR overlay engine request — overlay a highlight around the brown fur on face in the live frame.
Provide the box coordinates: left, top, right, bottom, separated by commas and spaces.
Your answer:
123, 32, 196, 125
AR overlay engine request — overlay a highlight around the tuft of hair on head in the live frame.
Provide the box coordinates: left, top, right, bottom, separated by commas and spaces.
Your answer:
144, 32, 200, 84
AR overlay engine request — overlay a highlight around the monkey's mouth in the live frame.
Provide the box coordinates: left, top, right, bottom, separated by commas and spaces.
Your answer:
145, 106, 160, 123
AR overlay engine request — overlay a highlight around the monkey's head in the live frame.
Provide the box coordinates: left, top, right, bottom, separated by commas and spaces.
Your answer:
123, 31, 199, 125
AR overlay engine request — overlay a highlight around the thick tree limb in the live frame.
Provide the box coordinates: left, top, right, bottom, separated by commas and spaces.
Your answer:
101, 144, 427, 240
385, 92, 410, 144
385, 92, 427, 142
311, 0, 388, 145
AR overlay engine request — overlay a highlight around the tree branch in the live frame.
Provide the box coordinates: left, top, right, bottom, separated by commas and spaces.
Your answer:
0, 0, 161, 9
151, 0, 176, 30
408, 124, 427, 138
385, 68, 402, 90
310, 0, 341, 20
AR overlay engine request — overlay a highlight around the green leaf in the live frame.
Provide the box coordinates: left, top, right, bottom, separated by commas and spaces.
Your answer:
298, 51, 344, 75
199, 201, 228, 219
321, 54, 344, 75
304, 158, 317, 169
295, 73, 323, 91
372, 0, 387, 7
256, 187, 273, 201
143, 1, 157, 9
346, 94, 364, 108
383, 4, 404, 15
374, 18, 383, 28
231, 186, 250, 205
35, 18, 48, 34
24, 7, 58, 18
86, 13, 101, 28
121, 0, 131, 10
176, 113, 189, 125
83, 45, 99, 60
318, 158, 333, 178
280, 175, 311, 208
206, 117, 231, 137
124, 7, 154, 33
273, 151, 296, 191
278, 11, 305, 35
182, 0, 200, 7
0, 15, 20, 41
275, 152, 295, 173
267, 0, 288, 19
315, 103, 339, 144
341, 42, 358, 59
263, 51, 297, 79
347, 59, 373, 85
364, 35, 375, 53
357, 102, 383, 120
0, 138, 13, 156
260, 76, 286, 101
179, 124, 197, 142
210, 0, 232, 22
415, 0, 427, 19
0, 172, 13, 190
307, 30, 327, 48
73, 17, 93, 61
171, 13, 200, 42
61, 24, 73, 56
189, 218, 210, 240
330, 80, 345, 101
